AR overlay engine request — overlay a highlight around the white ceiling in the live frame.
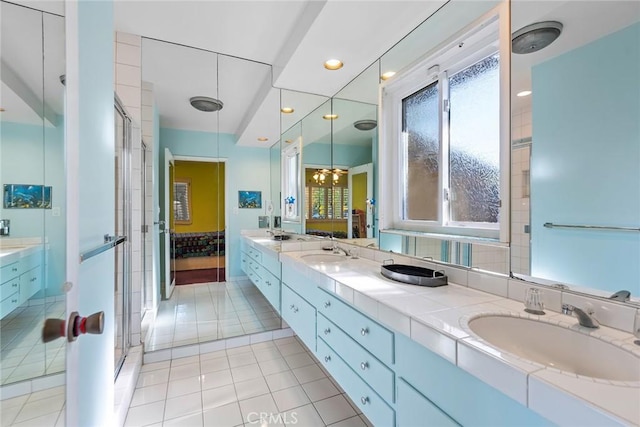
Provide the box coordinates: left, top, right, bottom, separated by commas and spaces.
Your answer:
116, 0, 448, 147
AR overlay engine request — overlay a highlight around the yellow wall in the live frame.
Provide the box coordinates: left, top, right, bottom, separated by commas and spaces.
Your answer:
352, 172, 367, 212
174, 160, 225, 233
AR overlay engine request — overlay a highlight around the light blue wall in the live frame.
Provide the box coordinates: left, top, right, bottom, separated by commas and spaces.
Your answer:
160, 127, 272, 279
0, 120, 66, 297
531, 23, 640, 294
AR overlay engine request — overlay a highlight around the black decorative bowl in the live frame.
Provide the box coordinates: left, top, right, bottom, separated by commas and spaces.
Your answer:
381, 264, 448, 287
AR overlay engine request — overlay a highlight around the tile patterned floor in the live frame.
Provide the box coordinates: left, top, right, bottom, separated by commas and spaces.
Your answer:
146, 281, 282, 352
0, 385, 65, 426
0, 301, 66, 385
126, 337, 373, 427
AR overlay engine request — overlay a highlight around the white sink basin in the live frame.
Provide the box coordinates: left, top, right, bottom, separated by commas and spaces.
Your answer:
468, 315, 640, 382
300, 253, 347, 264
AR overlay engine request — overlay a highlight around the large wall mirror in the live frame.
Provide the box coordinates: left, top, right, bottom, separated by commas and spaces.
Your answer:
0, 1, 66, 384
511, 1, 640, 297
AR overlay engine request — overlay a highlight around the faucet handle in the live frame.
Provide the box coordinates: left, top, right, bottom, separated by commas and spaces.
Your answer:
562, 304, 574, 315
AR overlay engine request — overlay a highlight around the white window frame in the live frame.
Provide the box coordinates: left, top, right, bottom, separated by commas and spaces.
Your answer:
282, 140, 302, 222
379, 4, 510, 242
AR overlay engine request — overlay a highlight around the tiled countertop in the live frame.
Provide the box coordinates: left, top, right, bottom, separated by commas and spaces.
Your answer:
0, 239, 44, 265
242, 234, 640, 426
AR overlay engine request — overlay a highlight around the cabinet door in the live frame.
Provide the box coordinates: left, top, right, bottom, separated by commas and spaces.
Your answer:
281, 284, 316, 351
397, 378, 459, 427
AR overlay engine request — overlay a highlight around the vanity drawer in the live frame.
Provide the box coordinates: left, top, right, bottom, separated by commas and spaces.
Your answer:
318, 314, 394, 403
240, 252, 249, 275
260, 269, 281, 313
318, 289, 394, 365
247, 247, 262, 263
247, 258, 262, 276
282, 265, 318, 306
246, 267, 262, 288
1, 261, 21, 282
21, 251, 41, 272
397, 378, 459, 426
0, 292, 20, 318
0, 278, 20, 301
281, 284, 316, 351
317, 338, 395, 427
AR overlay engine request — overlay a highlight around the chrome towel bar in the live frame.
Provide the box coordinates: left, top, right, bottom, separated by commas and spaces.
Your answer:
80, 235, 127, 263
543, 222, 639, 232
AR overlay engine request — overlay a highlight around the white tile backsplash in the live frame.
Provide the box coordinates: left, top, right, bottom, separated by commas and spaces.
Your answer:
468, 271, 508, 297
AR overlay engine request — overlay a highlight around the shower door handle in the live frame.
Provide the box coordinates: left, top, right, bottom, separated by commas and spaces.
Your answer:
42, 311, 105, 343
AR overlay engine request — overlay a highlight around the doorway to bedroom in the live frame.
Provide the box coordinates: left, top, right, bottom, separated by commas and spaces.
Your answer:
172, 159, 226, 285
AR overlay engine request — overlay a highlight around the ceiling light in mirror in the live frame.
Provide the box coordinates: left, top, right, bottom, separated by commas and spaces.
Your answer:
281, 107, 294, 114
189, 96, 223, 112
324, 59, 343, 70
323, 114, 338, 120
381, 71, 396, 80
516, 90, 532, 97
354, 119, 377, 131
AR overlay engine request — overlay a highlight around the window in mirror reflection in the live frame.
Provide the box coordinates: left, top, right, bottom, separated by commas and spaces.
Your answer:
305, 168, 349, 238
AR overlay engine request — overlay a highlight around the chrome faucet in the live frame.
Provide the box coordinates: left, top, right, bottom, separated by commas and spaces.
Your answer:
332, 242, 349, 256
609, 290, 631, 302
562, 304, 599, 329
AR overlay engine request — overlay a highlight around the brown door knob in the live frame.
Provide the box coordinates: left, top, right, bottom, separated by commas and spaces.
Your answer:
68, 311, 105, 342
42, 318, 66, 343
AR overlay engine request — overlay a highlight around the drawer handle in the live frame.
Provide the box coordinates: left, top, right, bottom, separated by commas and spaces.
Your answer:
324, 355, 331, 362
324, 301, 331, 308
361, 327, 369, 336
323, 328, 331, 335
31, 277, 37, 282
360, 361, 369, 370
12, 267, 18, 272
293, 307, 299, 313
11, 299, 18, 303
361, 397, 369, 405
266, 281, 271, 286
12, 283, 18, 288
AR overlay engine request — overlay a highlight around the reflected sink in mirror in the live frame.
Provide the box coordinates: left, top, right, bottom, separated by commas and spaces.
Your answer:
468, 315, 640, 382
300, 253, 348, 264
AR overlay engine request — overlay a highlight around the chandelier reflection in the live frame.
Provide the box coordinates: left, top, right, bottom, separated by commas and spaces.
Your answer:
313, 168, 344, 185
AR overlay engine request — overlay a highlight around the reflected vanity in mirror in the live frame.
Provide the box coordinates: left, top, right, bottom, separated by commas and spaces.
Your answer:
0, 1, 66, 385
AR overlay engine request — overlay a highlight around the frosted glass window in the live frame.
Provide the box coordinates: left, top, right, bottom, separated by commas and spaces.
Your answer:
449, 53, 500, 223
402, 81, 439, 221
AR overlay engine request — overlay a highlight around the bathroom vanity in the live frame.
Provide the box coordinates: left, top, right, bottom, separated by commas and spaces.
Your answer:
241, 233, 640, 426
0, 242, 44, 319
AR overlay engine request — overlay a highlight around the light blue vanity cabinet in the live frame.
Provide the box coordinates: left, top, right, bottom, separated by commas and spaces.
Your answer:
396, 378, 459, 427
0, 249, 43, 319
240, 241, 281, 314
317, 288, 394, 365
395, 333, 552, 426
317, 337, 396, 426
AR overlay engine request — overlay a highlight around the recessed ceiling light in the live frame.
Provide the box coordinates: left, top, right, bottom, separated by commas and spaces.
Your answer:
381, 71, 396, 80
517, 90, 532, 97
323, 114, 339, 120
324, 59, 343, 70
281, 107, 294, 114
257, 137, 269, 142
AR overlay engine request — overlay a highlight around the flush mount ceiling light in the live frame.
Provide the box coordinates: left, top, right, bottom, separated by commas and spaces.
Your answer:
190, 96, 224, 112
354, 119, 377, 131
512, 21, 563, 54
324, 59, 343, 70
257, 137, 269, 142
323, 114, 339, 120
517, 90, 532, 97
281, 107, 294, 114
381, 71, 396, 81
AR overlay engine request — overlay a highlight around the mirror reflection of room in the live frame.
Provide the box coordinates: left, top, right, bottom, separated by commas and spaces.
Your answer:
0, 1, 66, 386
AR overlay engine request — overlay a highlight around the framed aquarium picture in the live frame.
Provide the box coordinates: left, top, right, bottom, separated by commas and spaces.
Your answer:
238, 190, 262, 209
3, 184, 52, 209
